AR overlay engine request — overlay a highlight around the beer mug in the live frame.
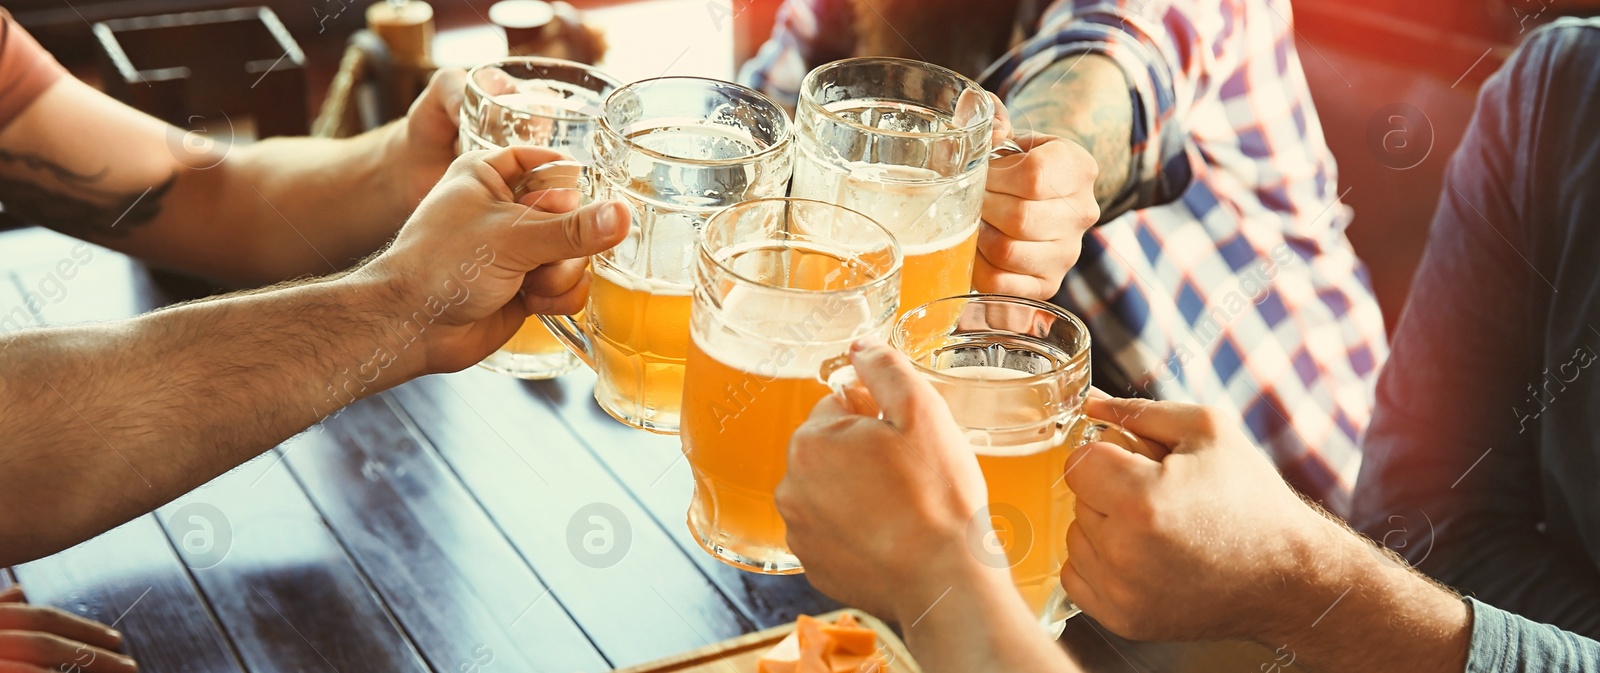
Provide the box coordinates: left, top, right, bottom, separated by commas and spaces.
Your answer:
525, 77, 795, 434
679, 198, 901, 575
460, 57, 621, 380
892, 294, 1152, 637
791, 57, 1019, 316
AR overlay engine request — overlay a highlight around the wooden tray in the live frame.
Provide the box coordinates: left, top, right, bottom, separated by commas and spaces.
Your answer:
613, 609, 921, 673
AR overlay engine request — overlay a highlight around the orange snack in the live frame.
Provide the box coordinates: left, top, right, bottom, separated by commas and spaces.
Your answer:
758, 614, 889, 673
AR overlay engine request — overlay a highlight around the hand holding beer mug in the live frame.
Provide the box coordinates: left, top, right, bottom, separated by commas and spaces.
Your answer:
679, 198, 901, 575
791, 57, 1021, 315
459, 57, 621, 379
528, 77, 795, 434
891, 294, 1152, 636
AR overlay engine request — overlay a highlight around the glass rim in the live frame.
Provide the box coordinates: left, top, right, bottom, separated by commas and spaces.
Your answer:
700, 197, 904, 298
464, 56, 622, 122
893, 293, 1091, 386
597, 76, 794, 167
798, 56, 994, 140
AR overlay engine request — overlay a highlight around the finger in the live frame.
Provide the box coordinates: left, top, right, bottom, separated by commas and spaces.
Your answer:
505, 200, 629, 269
0, 588, 21, 604
986, 136, 1098, 206
981, 190, 1071, 242
0, 606, 121, 651
518, 188, 582, 214
845, 337, 943, 429
975, 224, 1077, 280
1087, 387, 1112, 400
1064, 519, 1111, 592
0, 662, 50, 673
1059, 523, 1109, 620
520, 258, 588, 299
0, 632, 136, 673
970, 253, 1053, 301
476, 145, 574, 189
523, 273, 589, 316
1082, 397, 1218, 448
1062, 441, 1158, 511
421, 67, 467, 124
987, 91, 1012, 145
807, 388, 855, 423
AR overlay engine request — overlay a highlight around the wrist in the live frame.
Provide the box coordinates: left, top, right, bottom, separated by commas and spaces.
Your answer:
891, 535, 1016, 628
328, 267, 430, 385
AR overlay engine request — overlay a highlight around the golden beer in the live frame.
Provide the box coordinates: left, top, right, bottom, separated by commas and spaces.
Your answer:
681, 336, 833, 566
944, 365, 1075, 618
894, 294, 1148, 636
589, 263, 693, 431
682, 198, 902, 574
900, 224, 980, 316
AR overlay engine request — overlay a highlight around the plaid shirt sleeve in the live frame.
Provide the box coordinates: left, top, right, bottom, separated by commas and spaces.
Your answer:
983, 0, 1390, 513
981, 1, 1195, 219
737, 0, 859, 107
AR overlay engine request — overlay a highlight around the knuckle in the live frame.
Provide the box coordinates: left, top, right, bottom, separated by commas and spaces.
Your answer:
560, 211, 587, 254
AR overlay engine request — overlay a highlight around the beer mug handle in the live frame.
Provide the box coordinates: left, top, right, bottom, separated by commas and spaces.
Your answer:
990, 138, 1025, 161
511, 159, 603, 370
1066, 415, 1164, 461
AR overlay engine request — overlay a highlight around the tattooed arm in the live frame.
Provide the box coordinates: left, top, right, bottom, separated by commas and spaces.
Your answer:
1005, 54, 1135, 221
0, 70, 464, 287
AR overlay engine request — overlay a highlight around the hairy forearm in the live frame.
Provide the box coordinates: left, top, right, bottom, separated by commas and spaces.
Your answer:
897, 559, 1077, 673
1007, 55, 1133, 218
0, 270, 417, 564
1266, 518, 1472, 673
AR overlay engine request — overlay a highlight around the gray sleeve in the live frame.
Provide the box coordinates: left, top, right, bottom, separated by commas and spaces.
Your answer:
1467, 598, 1600, 672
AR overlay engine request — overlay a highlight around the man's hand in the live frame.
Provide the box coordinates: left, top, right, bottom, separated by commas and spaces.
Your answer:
0, 586, 135, 673
388, 68, 468, 209
973, 98, 1100, 301
1060, 397, 1333, 642
360, 146, 627, 375
778, 340, 1077, 673
778, 337, 998, 623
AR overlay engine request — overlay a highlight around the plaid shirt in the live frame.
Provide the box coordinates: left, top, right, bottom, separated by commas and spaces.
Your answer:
743, 0, 1389, 513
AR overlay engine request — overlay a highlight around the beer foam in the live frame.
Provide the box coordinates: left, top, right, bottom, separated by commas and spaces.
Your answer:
903, 221, 978, 257
692, 284, 876, 380
938, 366, 1066, 457
594, 262, 693, 296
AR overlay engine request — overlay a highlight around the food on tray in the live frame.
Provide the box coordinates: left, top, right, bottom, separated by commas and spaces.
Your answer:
757, 613, 888, 673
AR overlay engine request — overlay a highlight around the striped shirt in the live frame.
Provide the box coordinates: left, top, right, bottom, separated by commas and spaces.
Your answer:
742, 0, 1389, 512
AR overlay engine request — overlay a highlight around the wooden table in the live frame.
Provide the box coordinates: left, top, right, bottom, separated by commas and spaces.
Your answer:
0, 3, 1283, 669
0, 229, 1280, 673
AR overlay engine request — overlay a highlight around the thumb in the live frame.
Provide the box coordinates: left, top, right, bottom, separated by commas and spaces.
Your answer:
505, 200, 629, 268
846, 336, 945, 429
411, 67, 466, 130
1083, 397, 1218, 450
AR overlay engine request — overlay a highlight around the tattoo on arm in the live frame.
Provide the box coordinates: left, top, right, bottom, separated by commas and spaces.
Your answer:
0, 148, 174, 238
1008, 54, 1134, 214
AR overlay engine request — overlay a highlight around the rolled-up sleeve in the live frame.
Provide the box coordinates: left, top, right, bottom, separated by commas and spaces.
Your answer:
980, 1, 1192, 215
1468, 599, 1600, 672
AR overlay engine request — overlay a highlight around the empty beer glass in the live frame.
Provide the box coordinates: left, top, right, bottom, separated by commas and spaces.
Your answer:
680, 198, 901, 574
792, 57, 1008, 317
892, 294, 1150, 637
460, 57, 620, 380
533, 77, 795, 434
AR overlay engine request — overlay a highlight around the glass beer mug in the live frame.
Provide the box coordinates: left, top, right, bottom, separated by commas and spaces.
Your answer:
791, 57, 1019, 316
679, 198, 901, 574
526, 77, 794, 434
460, 57, 621, 380
892, 294, 1152, 637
